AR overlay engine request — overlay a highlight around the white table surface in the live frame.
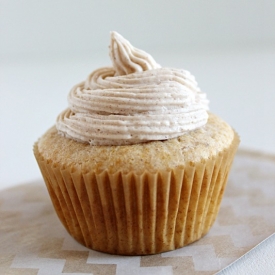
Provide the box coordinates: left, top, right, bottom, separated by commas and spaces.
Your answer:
217, 233, 275, 275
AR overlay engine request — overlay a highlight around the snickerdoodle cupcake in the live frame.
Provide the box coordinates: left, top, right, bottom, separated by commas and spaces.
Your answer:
34, 31, 239, 255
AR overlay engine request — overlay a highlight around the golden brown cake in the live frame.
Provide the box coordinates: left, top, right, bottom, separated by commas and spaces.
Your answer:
34, 32, 239, 255
34, 113, 239, 255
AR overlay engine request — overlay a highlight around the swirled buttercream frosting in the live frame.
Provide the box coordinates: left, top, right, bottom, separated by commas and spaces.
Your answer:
56, 31, 209, 145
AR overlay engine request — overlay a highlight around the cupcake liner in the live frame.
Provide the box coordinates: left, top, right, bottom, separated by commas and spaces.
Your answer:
34, 131, 239, 255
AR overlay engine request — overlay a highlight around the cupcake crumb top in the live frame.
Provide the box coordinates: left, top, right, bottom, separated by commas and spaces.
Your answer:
37, 113, 235, 174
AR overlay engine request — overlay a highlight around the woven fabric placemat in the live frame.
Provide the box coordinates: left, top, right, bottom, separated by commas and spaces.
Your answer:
1, 150, 275, 275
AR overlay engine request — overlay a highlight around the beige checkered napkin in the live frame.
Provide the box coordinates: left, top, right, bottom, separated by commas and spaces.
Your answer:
0, 150, 274, 274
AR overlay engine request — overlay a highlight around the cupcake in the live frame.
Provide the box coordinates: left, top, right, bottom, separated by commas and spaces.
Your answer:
34, 31, 239, 255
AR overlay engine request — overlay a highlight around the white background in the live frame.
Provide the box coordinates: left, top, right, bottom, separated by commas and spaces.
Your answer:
1, 0, 275, 190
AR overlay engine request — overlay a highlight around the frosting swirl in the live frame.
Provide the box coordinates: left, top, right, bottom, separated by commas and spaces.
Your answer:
109, 31, 161, 75
56, 31, 209, 145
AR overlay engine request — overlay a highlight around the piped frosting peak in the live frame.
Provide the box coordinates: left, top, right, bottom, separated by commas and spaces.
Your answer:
56, 32, 209, 145
109, 31, 161, 75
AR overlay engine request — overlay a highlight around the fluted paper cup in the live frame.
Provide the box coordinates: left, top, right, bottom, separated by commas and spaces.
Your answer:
33, 131, 239, 255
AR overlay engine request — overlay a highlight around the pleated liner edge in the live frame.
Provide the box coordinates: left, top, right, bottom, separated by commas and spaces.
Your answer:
33, 131, 239, 255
